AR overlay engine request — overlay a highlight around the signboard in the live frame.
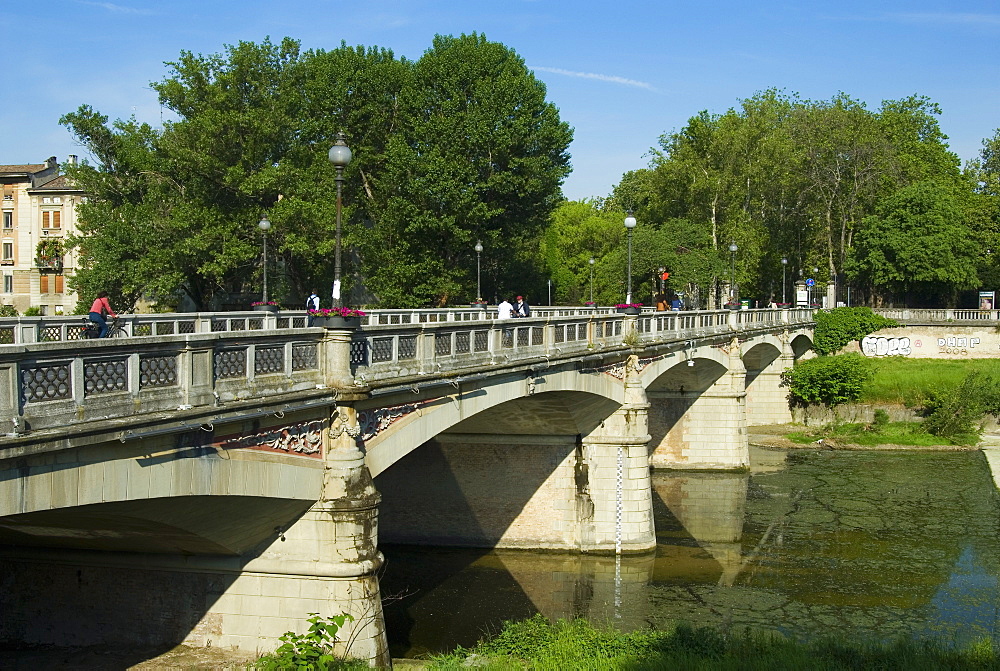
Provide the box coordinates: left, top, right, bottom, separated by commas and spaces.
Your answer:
805, 278, 816, 287
979, 291, 994, 310
796, 288, 808, 306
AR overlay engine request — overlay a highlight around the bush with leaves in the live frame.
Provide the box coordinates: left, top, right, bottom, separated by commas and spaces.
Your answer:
781, 354, 872, 407
0, 305, 17, 317
813, 307, 898, 355
255, 612, 358, 671
923, 370, 1000, 445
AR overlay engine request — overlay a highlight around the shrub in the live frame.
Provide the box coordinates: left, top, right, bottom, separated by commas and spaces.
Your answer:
923, 370, 1000, 444
0, 305, 17, 317
813, 307, 898, 355
255, 612, 357, 670
781, 354, 872, 407
23, 306, 43, 316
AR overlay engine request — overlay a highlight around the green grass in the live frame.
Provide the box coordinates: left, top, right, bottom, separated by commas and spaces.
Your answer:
862, 357, 1000, 407
787, 420, 964, 447
422, 616, 999, 670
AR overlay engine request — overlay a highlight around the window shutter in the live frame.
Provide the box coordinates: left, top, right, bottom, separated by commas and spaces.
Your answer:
40, 274, 49, 294
53, 211, 61, 228
55, 274, 64, 293
42, 211, 49, 229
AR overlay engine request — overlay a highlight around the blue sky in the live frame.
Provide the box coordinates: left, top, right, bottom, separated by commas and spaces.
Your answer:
3, 1, 998, 201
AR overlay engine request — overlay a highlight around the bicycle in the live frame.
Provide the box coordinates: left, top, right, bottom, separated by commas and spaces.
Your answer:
81, 316, 126, 339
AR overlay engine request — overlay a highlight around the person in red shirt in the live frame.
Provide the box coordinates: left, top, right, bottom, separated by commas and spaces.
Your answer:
89, 291, 118, 338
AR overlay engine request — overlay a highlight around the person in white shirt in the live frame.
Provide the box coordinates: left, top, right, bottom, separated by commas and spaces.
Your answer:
496, 297, 515, 345
306, 289, 320, 326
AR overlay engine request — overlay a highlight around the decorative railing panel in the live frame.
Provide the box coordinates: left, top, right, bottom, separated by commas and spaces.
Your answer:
22, 362, 72, 403
292, 344, 318, 371
84, 357, 129, 396
140, 354, 178, 388
215, 348, 247, 380
255, 346, 285, 375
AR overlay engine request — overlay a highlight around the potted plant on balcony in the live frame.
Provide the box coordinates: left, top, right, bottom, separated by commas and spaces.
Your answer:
614, 303, 642, 315
35, 239, 65, 270
251, 301, 281, 312
584, 301, 597, 309
307, 307, 367, 328
471, 299, 488, 309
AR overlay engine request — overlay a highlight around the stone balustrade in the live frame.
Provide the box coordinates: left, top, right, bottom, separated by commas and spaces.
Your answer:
0, 329, 325, 435
874, 308, 1000, 322
0, 307, 813, 437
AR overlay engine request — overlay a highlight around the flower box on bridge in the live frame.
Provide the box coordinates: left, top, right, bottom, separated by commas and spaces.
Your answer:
308, 307, 366, 329
314, 315, 361, 329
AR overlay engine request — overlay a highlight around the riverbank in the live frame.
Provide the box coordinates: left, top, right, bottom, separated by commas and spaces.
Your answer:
748, 423, 982, 451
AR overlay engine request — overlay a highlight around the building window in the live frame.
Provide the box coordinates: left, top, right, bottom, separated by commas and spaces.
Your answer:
42, 197, 51, 204
2, 212, 11, 229
41, 210, 61, 229
2, 241, 12, 262
53, 197, 62, 204
2, 275, 11, 293
2, 185, 12, 201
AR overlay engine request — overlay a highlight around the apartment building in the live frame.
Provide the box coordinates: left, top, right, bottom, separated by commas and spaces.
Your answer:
0, 156, 85, 314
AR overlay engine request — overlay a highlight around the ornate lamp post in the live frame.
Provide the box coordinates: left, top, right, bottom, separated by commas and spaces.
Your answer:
474, 240, 483, 302
328, 132, 352, 307
624, 212, 637, 304
258, 215, 271, 304
728, 241, 738, 305
589, 257, 595, 303
781, 257, 788, 305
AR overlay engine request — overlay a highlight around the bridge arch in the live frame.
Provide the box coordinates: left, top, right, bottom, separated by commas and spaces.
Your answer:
362, 369, 626, 477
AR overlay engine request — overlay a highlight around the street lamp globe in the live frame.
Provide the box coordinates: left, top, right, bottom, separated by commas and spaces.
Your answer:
327, 134, 353, 168
728, 242, 738, 254
780, 257, 788, 305
328, 132, 352, 307
474, 240, 484, 302
258, 216, 272, 304
624, 212, 637, 304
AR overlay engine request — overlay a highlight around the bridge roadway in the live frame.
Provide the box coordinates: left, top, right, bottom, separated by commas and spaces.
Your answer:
0, 306, 814, 665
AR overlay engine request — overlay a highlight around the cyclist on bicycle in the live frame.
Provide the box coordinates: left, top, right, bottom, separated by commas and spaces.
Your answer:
89, 291, 118, 338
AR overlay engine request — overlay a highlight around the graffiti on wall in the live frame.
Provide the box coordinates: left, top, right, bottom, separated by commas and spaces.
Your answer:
937, 336, 980, 355
861, 335, 982, 357
861, 336, 912, 357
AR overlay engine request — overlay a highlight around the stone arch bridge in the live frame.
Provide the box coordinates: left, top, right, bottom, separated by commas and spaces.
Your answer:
0, 307, 814, 665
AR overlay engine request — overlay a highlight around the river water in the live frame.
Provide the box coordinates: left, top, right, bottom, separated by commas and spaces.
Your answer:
380, 447, 1000, 659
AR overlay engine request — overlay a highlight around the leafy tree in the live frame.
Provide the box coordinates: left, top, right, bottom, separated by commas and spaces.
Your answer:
845, 180, 979, 305
62, 34, 570, 310
368, 33, 572, 307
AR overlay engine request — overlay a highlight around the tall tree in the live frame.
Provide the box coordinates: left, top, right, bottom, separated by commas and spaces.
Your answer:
367, 33, 572, 306
846, 180, 978, 304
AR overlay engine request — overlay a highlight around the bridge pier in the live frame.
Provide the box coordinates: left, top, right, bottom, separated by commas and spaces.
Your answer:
579, 355, 656, 553
745, 336, 794, 426
181, 403, 389, 664
648, 338, 750, 470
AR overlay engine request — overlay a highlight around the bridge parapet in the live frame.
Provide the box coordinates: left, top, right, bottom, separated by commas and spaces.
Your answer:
348, 308, 812, 384
0, 329, 324, 435
874, 308, 1000, 322
0, 311, 309, 344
